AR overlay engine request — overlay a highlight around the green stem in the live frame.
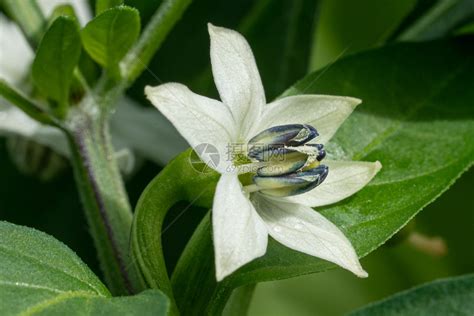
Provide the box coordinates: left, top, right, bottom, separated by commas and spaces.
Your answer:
120, 0, 193, 84
171, 214, 236, 315
66, 109, 139, 295
131, 150, 257, 315
222, 284, 256, 316
131, 150, 219, 313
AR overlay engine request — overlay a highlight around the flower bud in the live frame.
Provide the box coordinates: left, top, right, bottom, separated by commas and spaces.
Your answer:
248, 124, 318, 159
253, 164, 328, 197
254, 148, 308, 176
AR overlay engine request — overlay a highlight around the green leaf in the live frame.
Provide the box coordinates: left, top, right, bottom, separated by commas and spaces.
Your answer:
388, 0, 438, 40
308, 0, 415, 70
349, 274, 474, 316
394, 0, 474, 41
0, 221, 170, 315
48, 4, 77, 23
81, 6, 140, 77
239, 0, 319, 99
169, 37, 474, 314
96, 0, 124, 15
32, 16, 81, 117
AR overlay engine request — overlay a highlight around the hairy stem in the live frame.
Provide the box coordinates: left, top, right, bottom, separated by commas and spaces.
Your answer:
67, 109, 138, 295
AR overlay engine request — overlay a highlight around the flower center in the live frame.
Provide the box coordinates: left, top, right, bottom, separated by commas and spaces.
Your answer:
236, 124, 328, 197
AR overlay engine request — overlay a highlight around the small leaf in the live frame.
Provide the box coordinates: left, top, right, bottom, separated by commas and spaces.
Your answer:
49, 4, 77, 22
0, 221, 170, 315
32, 16, 81, 117
349, 274, 474, 316
81, 6, 140, 77
96, 0, 124, 15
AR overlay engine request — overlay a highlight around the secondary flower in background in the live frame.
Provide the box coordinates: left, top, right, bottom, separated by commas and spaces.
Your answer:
146, 24, 382, 281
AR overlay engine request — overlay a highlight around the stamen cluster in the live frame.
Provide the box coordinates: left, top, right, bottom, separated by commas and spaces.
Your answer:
247, 124, 328, 197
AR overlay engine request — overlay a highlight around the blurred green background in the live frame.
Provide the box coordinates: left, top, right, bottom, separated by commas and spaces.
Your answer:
1, 0, 473, 315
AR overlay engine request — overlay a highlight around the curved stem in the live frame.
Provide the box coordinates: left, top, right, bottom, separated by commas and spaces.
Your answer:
130, 149, 219, 313
171, 214, 237, 315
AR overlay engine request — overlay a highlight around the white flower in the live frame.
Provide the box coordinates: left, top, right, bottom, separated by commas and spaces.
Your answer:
0, 2, 187, 170
145, 24, 382, 281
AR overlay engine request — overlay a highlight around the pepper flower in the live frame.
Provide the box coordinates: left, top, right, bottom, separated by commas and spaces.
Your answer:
146, 24, 381, 281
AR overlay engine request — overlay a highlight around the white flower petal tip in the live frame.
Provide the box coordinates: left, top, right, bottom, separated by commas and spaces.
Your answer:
374, 160, 383, 172
207, 21, 265, 138
355, 268, 369, 278
207, 22, 218, 33
253, 197, 368, 279
349, 97, 362, 106
144, 82, 236, 174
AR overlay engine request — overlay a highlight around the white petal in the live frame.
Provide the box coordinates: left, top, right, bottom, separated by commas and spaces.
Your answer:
253, 196, 367, 277
0, 14, 33, 85
37, 0, 92, 25
208, 23, 265, 139
258, 95, 361, 144
110, 97, 188, 165
213, 173, 268, 281
146, 83, 236, 173
286, 160, 382, 207
0, 107, 69, 156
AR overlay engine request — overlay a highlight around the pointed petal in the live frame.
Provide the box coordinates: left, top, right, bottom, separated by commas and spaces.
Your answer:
208, 23, 265, 138
213, 173, 268, 281
0, 15, 33, 85
253, 196, 367, 277
286, 160, 382, 207
0, 107, 69, 156
146, 83, 235, 173
258, 95, 361, 144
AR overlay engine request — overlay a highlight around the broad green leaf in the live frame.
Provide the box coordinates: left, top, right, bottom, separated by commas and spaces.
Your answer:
81, 6, 140, 76
32, 16, 81, 117
96, 0, 124, 15
240, 0, 319, 99
0, 221, 170, 315
308, 0, 415, 70
349, 274, 474, 316
169, 37, 474, 314
388, 0, 438, 40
